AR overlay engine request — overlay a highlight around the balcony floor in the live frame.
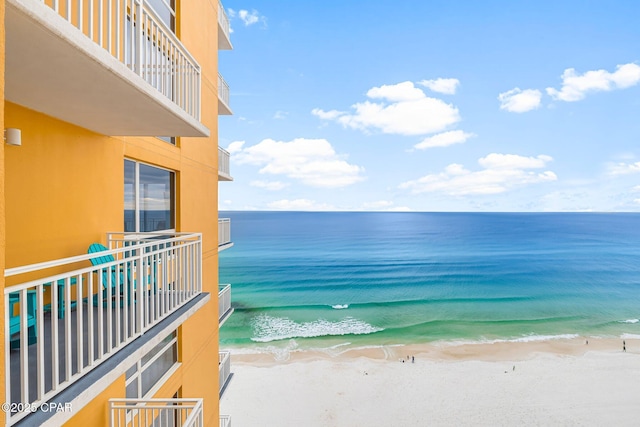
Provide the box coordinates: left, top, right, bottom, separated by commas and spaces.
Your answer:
10, 293, 210, 427
10, 291, 185, 408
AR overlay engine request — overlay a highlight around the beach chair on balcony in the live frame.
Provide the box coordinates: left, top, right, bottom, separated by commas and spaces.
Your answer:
88, 243, 134, 307
43, 277, 80, 319
8, 290, 37, 350
87, 243, 157, 306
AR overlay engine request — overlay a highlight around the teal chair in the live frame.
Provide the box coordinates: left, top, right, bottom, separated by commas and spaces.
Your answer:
88, 243, 133, 306
44, 277, 80, 319
8, 290, 37, 350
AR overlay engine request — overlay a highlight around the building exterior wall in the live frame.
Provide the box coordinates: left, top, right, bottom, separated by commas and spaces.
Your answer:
2, 0, 225, 425
1, 0, 7, 416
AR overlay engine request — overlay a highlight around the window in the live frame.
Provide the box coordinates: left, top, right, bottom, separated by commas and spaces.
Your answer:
147, 0, 176, 32
125, 160, 175, 232
126, 332, 179, 398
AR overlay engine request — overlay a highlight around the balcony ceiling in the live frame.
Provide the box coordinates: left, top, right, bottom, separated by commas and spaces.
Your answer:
5, 0, 210, 137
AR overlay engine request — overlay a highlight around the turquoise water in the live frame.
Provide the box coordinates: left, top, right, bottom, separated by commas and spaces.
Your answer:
219, 212, 640, 351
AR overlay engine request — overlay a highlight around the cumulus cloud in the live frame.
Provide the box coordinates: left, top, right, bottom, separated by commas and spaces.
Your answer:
234, 138, 365, 188
227, 9, 266, 26
226, 140, 245, 154
414, 130, 475, 150
546, 63, 640, 102
498, 88, 542, 113
607, 161, 640, 175
312, 81, 460, 136
273, 111, 288, 119
418, 78, 460, 95
250, 180, 289, 191
267, 199, 335, 211
399, 153, 557, 195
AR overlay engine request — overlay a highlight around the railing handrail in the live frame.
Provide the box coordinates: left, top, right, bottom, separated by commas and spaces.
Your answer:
7, 233, 203, 425
218, 74, 230, 105
110, 397, 203, 406
35, 0, 202, 120
218, 1, 231, 37
110, 398, 204, 427
220, 414, 232, 427
136, 0, 201, 71
219, 350, 231, 363
4, 232, 201, 281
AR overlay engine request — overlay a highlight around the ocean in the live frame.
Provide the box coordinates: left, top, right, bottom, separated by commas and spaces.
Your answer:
219, 212, 640, 353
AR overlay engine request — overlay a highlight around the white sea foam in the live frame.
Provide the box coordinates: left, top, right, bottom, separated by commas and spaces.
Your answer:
331, 304, 349, 309
621, 333, 640, 340
619, 319, 639, 324
441, 333, 581, 347
251, 314, 383, 343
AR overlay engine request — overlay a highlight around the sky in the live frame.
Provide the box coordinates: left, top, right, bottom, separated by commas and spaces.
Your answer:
218, 0, 640, 212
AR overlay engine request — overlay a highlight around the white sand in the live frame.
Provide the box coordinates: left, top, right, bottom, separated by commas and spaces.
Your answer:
220, 339, 640, 426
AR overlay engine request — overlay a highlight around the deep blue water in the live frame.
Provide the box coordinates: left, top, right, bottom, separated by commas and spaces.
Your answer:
219, 212, 640, 351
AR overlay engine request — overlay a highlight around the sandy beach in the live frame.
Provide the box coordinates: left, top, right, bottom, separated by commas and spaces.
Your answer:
220, 338, 640, 426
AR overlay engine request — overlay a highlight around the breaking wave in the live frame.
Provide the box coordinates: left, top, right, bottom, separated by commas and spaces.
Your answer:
250, 314, 383, 343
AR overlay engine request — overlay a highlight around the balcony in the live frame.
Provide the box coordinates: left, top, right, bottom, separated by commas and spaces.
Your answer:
219, 351, 232, 397
220, 414, 232, 427
110, 398, 203, 427
218, 1, 233, 50
218, 74, 233, 115
218, 147, 233, 181
218, 284, 233, 326
5, 0, 208, 137
4, 233, 202, 426
218, 219, 233, 252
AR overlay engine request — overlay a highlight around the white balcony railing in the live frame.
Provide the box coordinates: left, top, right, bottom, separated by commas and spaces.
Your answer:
219, 351, 231, 396
217, 1, 232, 50
218, 218, 232, 251
220, 414, 232, 427
110, 398, 204, 427
218, 284, 233, 326
4, 233, 202, 426
218, 147, 232, 181
37, 0, 201, 120
218, 73, 232, 115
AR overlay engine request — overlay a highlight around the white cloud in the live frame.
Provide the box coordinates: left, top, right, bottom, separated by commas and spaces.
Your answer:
498, 88, 542, 113
632, 185, 640, 192
226, 140, 245, 154
399, 153, 557, 196
250, 180, 289, 191
274, 111, 288, 119
414, 130, 475, 150
386, 206, 413, 212
234, 138, 365, 188
418, 78, 460, 95
361, 200, 394, 209
239, 9, 265, 26
546, 63, 640, 102
311, 109, 343, 120
478, 153, 553, 169
312, 81, 460, 136
607, 161, 640, 175
367, 81, 425, 101
267, 199, 335, 211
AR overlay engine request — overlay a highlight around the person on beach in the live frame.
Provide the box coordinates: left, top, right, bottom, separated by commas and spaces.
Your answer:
623, 340, 626, 352
412, 356, 415, 363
